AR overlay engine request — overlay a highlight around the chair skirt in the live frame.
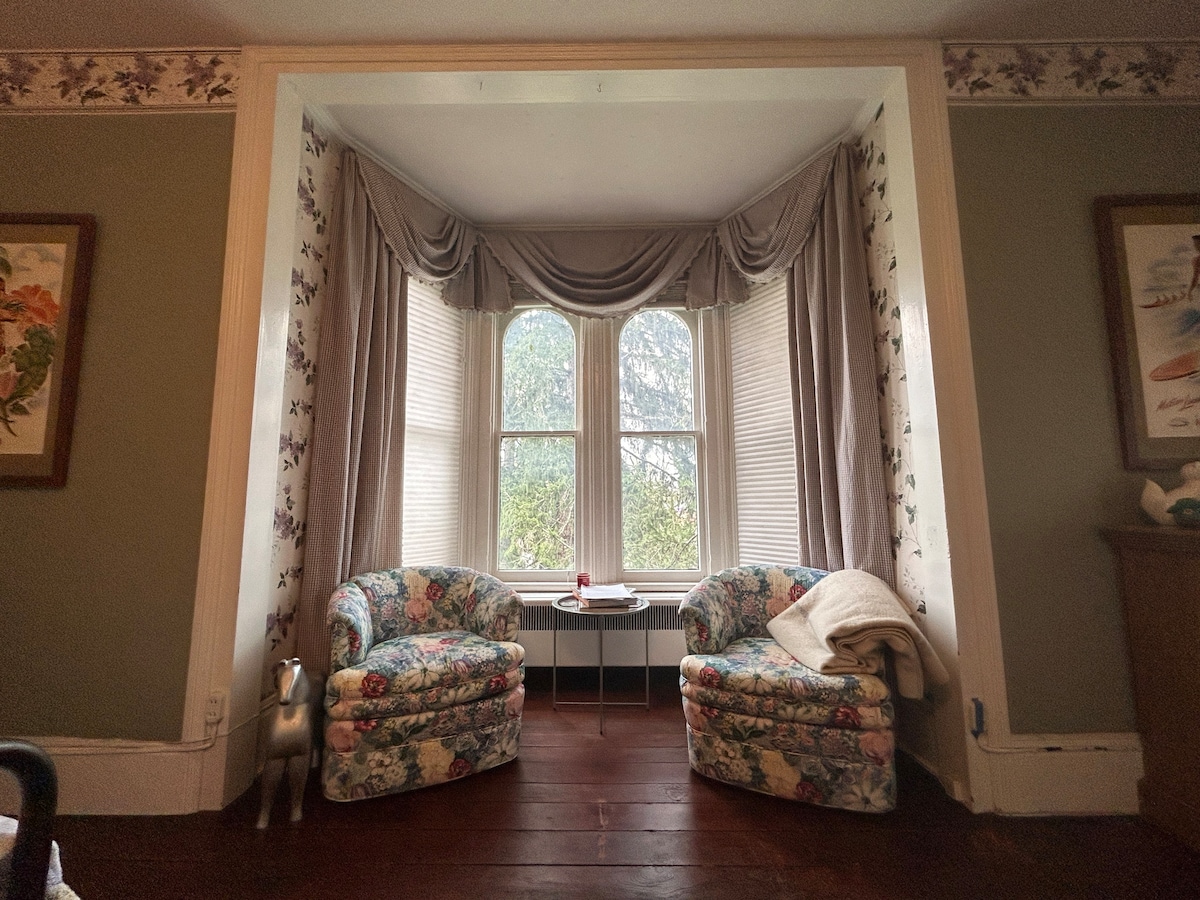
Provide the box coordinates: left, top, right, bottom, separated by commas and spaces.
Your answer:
323, 684, 524, 801
680, 636, 896, 812
684, 702, 896, 812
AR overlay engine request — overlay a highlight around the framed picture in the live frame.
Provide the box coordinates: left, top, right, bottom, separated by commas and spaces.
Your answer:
0, 213, 95, 487
1095, 194, 1200, 470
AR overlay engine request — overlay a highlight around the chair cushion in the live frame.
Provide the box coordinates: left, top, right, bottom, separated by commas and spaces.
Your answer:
680, 637, 892, 729
326, 630, 525, 719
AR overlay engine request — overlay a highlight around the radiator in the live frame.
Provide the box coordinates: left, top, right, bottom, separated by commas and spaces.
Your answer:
516, 599, 687, 667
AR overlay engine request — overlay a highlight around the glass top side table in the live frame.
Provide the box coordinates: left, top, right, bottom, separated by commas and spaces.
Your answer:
551, 595, 651, 735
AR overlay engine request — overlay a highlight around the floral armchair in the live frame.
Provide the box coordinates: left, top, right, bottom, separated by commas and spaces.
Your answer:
322, 566, 525, 801
679, 564, 896, 812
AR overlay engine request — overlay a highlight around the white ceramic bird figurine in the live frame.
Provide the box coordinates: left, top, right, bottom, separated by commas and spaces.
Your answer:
1141, 461, 1200, 525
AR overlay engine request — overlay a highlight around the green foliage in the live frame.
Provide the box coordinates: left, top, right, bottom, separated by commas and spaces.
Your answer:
498, 436, 575, 570
498, 308, 700, 572
619, 310, 693, 430
621, 436, 698, 570
11, 325, 54, 398
1, 325, 56, 437
502, 310, 575, 431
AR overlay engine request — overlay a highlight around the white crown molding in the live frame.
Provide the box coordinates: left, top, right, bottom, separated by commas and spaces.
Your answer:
3, 41, 1200, 114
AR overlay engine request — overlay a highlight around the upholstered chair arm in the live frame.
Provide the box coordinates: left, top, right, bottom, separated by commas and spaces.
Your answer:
681, 565, 834, 654
679, 577, 739, 655
464, 572, 523, 642
327, 580, 375, 673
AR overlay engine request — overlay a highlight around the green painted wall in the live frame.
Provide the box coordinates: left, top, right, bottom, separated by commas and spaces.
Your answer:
951, 104, 1200, 734
0, 113, 233, 741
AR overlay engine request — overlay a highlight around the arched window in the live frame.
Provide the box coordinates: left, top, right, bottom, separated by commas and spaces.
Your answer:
618, 310, 699, 570
478, 303, 727, 589
498, 310, 577, 570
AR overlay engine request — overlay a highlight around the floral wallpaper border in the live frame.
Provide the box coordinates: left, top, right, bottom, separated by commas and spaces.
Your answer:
2, 43, 1199, 112
944, 42, 1200, 102
0, 50, 238, 110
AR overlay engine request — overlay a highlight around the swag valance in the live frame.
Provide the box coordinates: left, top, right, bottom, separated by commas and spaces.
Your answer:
347, 141, 843, 316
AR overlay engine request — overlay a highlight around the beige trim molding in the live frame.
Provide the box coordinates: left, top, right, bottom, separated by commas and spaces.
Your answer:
0, 49, 238, 111
4, 41, 1200, 113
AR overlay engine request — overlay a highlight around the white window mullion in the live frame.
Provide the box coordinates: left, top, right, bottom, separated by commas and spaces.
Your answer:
578, 316, 621, 584
459, 309, 497, 573
697, 305, 736, 573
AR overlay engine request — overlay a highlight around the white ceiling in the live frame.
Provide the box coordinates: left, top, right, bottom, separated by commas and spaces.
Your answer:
8, 0, 1200, 49
11, 0, 1199, 227
309, 68, 891, 226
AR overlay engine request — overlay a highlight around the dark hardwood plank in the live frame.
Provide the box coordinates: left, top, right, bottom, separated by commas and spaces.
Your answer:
515, 744, 686, 764
518, 730, 687, 748
47, 666, 1200, 900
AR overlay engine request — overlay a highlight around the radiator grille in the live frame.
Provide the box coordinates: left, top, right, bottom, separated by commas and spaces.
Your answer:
520, 602, 683, 632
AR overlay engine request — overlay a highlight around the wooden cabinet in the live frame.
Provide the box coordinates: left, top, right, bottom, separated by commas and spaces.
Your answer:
1104, 525, 1200, 850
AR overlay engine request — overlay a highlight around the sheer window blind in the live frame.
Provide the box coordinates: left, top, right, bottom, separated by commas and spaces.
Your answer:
729, 275, 800, 565
402, 277, 465, 564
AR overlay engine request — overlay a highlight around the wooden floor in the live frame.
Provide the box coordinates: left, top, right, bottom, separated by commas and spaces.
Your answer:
50, 668, 1200, 899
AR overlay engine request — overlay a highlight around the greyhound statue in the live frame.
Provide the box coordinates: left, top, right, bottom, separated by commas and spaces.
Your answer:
257, 657, 321, 829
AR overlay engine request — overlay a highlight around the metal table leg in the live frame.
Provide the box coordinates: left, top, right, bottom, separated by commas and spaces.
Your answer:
645, 619, 650, 709
598, 615, 605, 735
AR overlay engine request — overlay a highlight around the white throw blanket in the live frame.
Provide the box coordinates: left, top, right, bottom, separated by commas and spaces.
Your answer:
766, 569, 949, 699
0, 815, 79, 900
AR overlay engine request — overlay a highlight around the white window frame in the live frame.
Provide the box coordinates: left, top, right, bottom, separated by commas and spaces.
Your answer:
460, 301, 736, 594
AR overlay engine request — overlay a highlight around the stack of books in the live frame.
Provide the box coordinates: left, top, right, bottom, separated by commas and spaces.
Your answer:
573, 583, 638, 609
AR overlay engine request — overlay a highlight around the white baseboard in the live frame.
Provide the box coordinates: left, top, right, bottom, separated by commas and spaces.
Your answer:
1, 712, 267, 816
0, 736, 222, 816
981, 734, 1143, 815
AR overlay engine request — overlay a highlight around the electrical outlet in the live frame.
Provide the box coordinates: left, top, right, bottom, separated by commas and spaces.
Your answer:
205, 691, 226, 726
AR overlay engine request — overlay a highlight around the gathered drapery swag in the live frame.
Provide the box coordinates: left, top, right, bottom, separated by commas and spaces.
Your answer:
347, 143, 839, 317
295, 138, 893, 670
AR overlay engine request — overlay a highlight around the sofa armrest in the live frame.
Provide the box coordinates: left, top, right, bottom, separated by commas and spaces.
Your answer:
679, 577, 739, 655
326, 580, 374, 673
464, 572, 523, 642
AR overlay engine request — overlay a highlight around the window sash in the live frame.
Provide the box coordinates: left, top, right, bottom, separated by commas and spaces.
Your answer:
473, 306, 728, 591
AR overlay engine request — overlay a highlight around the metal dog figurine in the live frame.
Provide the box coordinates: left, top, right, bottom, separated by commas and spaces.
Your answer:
257, 658, 320, 829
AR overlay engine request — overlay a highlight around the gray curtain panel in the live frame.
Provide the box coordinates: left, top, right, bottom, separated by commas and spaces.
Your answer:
789, 145, 894, 586
295, 140, 893, 669
296, 160, 409, 672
